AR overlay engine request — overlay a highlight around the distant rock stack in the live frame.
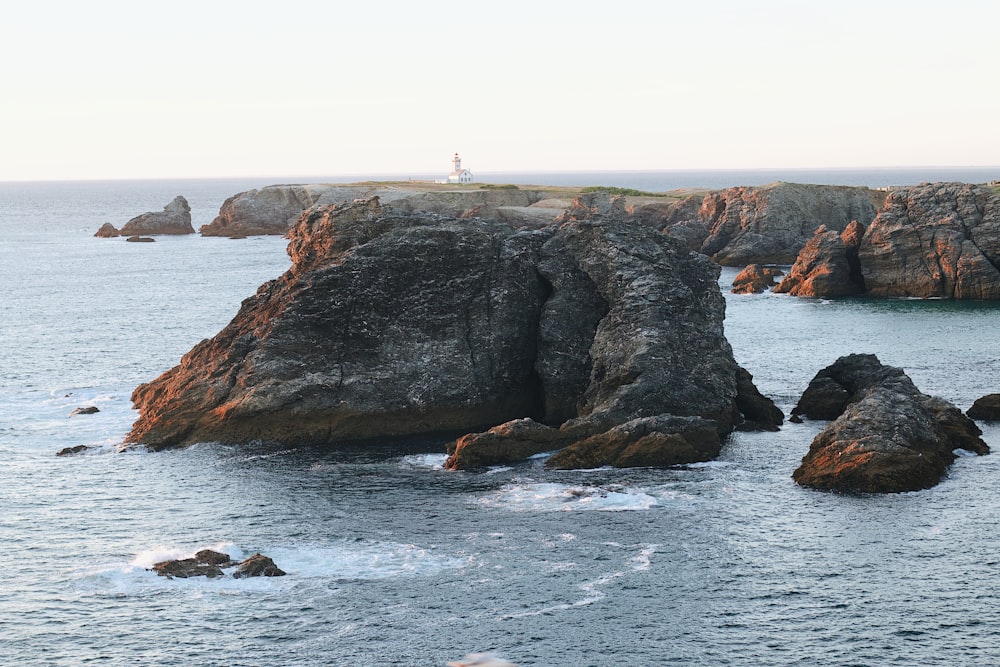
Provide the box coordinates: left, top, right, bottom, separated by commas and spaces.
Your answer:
95, 196, 194, 237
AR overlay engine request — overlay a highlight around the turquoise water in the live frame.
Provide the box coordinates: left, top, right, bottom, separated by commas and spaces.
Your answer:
1, 174, 999, 666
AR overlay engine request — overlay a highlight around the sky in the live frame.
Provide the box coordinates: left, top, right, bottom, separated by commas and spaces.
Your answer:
1, 0, 998, 180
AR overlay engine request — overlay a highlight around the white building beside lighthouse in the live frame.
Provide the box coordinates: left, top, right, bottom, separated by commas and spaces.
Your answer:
446, 153, 473, 184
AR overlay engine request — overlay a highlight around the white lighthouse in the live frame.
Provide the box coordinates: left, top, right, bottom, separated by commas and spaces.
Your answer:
446, 153, 473, 184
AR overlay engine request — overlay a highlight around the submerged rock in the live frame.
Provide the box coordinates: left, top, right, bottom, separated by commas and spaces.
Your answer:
69, 406, 100, 416
56, 445, 90, 456
128, 197, 779, 470
125, 236, 156, 243
968, 394, 1000, 421
792, 354, 988, 493
118, 196, 194, 236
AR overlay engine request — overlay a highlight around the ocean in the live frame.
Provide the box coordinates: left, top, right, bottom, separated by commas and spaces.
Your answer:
2, 169, 999, 666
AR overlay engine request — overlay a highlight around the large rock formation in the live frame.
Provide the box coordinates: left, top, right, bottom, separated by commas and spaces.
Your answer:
792, 354, 988, 493
654, 183, 884, 265
127, 197, 780, 468
117, 196, 194, 236
858, 182, 1000, 299
199, 184, 555, 237
773, 221, 866, 297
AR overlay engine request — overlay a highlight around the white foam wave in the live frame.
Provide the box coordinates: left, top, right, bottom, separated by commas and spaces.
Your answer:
398, 453, 449, 469
475, 483, 658, 512
501, 544, 658, 619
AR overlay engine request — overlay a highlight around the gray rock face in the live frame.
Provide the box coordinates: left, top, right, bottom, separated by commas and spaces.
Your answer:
128, 198, 778, 469
200, 184, 553, 237
859, 182, 1000, 299
118, 196, 194, 236
656, 183, 884, 265
792, 354, 988, 493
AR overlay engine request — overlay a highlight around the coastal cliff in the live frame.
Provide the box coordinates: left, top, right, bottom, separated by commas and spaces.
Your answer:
650, 182, 885, 265
127, 198, 780, 465
767, 182, 1000, 299
199, 184, 557, 237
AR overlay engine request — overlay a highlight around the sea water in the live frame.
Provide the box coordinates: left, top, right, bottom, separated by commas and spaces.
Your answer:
1, 172, 999, 666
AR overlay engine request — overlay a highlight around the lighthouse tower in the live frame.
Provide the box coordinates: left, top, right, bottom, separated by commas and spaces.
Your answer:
446, 153, 473, 184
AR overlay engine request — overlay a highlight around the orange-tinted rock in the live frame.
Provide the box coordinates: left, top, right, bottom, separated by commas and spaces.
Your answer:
94, 222, 120, 238
730, 264, 784, 294
774, 223, 866, 298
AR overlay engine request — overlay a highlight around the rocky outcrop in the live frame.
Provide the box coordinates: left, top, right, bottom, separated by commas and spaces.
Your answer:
117, 196, 194, 236
199, 184, 554, 237
968, 394, 1000, 421
151, 550, 285, 579
792, 354, 988, 493
731, 264, 784, 294
94, 222, 120, 238
657, 183, 884, 265
127, 197, 779, 469
774, 221, 866, 297
858, 182, 1000, 299
232, 553, 287, 578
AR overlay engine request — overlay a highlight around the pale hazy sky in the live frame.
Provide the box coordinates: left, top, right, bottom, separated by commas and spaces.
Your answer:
2, 0, 997, 180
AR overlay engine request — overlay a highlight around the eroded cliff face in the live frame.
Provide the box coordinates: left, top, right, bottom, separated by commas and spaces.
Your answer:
858, 182, 1000, 299
655, 183, 885, 265
128, 198, 778, 465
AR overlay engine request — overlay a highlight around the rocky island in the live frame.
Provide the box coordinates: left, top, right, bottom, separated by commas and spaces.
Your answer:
126, 196, 781, 468
95, 195, 194, 237
792, 354, 988, 493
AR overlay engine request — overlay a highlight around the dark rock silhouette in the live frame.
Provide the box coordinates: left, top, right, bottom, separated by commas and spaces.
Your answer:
968, 394, 1000, 421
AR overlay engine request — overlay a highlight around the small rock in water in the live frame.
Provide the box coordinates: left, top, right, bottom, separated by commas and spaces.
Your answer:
56, 445, 90, 457
150, 549, 284, 579
151, 558, 226, 579
194, 549, 237, 566
69, 406, 100, 416
968, 394, 1000, 421
232, 552, 286, 578
125, 235, 156, 243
